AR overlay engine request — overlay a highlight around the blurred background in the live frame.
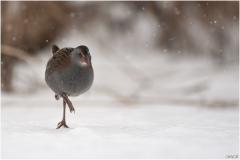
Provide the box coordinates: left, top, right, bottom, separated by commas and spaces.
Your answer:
1, 1, 239, 159
1, 1, 238, 106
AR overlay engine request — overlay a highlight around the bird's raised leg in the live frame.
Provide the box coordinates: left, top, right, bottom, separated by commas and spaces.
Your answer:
61, 93, 75, 113
55, 94, 60, 100
56, 100, 69, 129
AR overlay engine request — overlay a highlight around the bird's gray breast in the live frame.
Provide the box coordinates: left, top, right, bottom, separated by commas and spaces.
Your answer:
62, 65, 94, 96
47, 65, 94, 96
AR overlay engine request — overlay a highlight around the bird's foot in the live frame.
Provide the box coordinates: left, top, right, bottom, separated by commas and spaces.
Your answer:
56, 120, 69, 129
68, 105, 75, 113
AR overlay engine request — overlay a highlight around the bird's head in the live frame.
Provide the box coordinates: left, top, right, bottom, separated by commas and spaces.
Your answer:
71, 45, 92, 67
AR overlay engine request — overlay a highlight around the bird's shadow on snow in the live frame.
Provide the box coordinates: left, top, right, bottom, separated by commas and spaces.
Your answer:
24, 124, 76, 134
25, 123, 137, 135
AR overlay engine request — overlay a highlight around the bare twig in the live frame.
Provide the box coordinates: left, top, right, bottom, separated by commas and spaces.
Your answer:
1, 44, 38, 62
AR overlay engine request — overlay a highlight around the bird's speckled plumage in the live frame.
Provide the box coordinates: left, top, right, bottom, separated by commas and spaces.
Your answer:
45, 45, 94, 129
45, 46, 94, 96
46, 48, 73, 74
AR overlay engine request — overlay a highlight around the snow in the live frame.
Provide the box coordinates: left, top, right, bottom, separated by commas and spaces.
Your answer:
1, 14, 239, 158
2, 91, 238, 159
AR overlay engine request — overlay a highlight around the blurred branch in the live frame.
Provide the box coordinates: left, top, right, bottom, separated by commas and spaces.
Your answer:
1, 44, 38, 63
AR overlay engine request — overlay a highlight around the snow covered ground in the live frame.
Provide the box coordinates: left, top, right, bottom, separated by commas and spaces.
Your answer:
2, 90, 239, 159
1, 30, 239, 158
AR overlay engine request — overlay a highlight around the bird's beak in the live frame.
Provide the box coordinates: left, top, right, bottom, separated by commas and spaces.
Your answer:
80, 55, 91, 66
86, 56, 91, 65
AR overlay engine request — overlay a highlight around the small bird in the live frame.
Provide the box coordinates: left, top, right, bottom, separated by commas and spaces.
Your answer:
45, 44, 94, 129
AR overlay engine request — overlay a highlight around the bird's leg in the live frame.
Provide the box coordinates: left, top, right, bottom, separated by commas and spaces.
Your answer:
56, 100, 69, 129
61, 93, 75, 113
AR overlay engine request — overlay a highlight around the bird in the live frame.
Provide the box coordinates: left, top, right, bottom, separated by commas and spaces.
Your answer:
45, 44, 94, 129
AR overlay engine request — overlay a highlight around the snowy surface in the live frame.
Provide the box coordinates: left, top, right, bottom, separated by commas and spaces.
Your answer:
2, 90, 238, 159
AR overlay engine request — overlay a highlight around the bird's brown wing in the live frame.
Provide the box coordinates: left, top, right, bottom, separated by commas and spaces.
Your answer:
47, 48, 74, 73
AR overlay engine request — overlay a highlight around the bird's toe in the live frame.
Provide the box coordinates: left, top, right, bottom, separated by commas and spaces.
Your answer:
56, 121, 69, 129
70, 107, 75, 113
